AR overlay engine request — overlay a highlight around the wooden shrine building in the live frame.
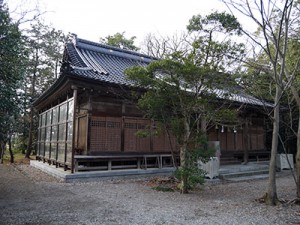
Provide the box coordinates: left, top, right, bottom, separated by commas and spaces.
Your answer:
33, 35, 273, 173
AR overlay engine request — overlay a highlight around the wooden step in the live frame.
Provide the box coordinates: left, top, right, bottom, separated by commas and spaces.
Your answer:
219, 169, 269, 181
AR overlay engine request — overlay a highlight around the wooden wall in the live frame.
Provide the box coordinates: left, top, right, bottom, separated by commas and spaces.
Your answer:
88, 116, 176, 154
76, 94, 267, 155
207, 123, 265, 153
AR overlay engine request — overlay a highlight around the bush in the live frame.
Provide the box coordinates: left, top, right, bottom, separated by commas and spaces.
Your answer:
174, 136, 215, 190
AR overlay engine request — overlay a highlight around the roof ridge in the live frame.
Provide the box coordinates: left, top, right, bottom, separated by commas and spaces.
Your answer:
73, 37, 157, 62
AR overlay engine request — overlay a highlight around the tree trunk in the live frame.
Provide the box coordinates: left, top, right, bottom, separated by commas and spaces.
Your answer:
265, 87, 281, 205
25, 48, 38, 159
25, 107, 34, 159
296, 106, 300, 199
200, 116, 207, 134
200, 116, 208, 152
0, 142, 5, 164
22, 87, 28, 154
286, 85, 300, 200
8, 135, 14, 163
180, 143, 188, 194
180, 117, 191, 194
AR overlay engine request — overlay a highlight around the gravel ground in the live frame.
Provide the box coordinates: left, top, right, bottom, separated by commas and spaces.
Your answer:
1, 163, 300, 225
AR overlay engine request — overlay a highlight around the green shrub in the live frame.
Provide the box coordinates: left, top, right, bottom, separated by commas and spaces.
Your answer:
174, 136, 215, 190
152, 186, 175, 192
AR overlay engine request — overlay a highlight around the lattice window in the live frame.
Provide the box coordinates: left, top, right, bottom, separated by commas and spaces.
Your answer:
124, 123, 137, 129
107, 121, 121, 128
152, 129, 176, 153
91, 120, 106, 127
90, 117, 121, 152
124, 118, 151, 152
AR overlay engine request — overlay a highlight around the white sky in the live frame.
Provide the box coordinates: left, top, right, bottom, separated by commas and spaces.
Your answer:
6, 0, 227, 45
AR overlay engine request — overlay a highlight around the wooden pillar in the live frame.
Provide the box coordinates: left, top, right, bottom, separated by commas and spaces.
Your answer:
263, 117, 267, 151
121, 102, 125, 152
234, 129, 237, 151
86, 93, 92, 155
63, 95, 69, 171
49, 109, 53, 163
243, 120, 249, 164
150, 120, 154, 152
71, 86, 78, 173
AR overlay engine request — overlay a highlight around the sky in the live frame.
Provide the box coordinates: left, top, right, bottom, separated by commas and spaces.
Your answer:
5, 0, 227, 46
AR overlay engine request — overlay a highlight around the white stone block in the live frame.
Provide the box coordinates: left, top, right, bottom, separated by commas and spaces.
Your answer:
199, 157, 220, 179
276, 154, 294, 170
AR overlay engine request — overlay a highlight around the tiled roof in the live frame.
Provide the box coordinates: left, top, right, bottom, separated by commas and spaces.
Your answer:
63, 35, 273, 108
213, 88, 274, 108
64, 36, 155, 86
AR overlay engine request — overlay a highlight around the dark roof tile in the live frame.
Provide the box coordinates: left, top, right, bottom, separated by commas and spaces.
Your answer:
62, 35, 273, 108
65, 36, 153, 86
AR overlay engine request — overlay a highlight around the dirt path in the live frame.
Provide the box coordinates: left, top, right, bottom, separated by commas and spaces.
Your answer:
1, 163, 300, 225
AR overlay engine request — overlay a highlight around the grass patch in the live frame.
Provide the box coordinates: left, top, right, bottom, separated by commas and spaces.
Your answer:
152, 186, 175, 192
2, 152, 29, 164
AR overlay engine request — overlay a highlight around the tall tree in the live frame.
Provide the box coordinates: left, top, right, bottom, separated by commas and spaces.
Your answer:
0, 4, 26, 162
127, 12, 243, 193
223, 0, 295, 205
100, 31, 139, 51
24, 21, 67, 158
187, 11, 244, 72
282, 21, 300, 201
142, 32, 192, 58
126, 56, 217, 193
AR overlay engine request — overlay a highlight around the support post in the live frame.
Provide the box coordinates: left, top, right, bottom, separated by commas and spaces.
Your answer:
121, 102, 125, 152
243, 119, 249, 164
71, 86, 78, 173
86, 93, 92, 155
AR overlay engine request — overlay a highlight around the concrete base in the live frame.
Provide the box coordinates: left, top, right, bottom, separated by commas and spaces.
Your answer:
218, 161, 270, 181
219, 161, 269, 175
30, 160, 176, 182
